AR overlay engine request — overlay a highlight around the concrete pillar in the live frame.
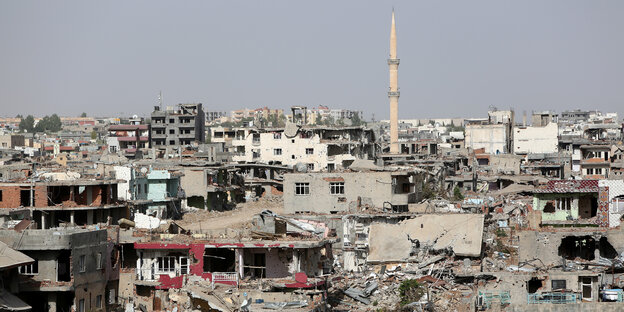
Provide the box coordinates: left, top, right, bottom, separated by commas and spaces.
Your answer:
41, 212, 46, 230
70, 211, 75, 225
293, 249, 300, 273
87, 210, 94, 225
47, 292, 57, 312
236, 249, 244, 279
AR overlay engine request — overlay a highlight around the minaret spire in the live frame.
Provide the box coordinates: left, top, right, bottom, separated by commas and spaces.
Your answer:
388, 10, 400, 154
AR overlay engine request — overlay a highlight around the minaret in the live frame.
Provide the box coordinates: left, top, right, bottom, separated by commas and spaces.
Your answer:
388, 10, 400, 154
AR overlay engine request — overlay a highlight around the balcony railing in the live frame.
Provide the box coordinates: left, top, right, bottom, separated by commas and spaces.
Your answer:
211, 272, 238, 289
527, 292, 577, 304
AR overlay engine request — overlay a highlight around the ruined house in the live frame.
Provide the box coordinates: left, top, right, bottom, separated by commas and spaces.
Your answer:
0, 228, 114, 312
283, 170, 423, 214
211, 125, 376, 172
0, 179, 125, 229
532, 180, 624, 228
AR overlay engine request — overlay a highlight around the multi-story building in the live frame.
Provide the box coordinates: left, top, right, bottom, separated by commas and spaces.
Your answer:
210, 125, 376, 172
205, 111, 227, 124
559, 109, 591, 124
0, 228, 113, 312
464, 109, 514, 154
150, 103, 205, 152
106, 124, 149, 156
283, 170, 423, 214
579, 144, 611, 179
0, 178, 125, 229
0, 134, 26, 149
253, 107, 284, 126
513, 122, 558, 155
230, 108, 254, 122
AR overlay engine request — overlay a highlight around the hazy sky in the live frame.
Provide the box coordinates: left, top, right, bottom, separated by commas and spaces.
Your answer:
1, 1, 623, 120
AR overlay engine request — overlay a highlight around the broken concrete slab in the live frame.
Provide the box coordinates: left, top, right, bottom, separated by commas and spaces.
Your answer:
367, 214, 484, 262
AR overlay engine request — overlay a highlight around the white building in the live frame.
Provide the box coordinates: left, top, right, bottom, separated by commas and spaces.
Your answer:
513, 123, 558, 155
465, 123, 509, 154
211, 125, 376, 172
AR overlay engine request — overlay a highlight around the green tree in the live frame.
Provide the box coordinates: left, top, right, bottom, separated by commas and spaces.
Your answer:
33, 114, 62, 133
90, 130, 97, 140
351, 112, 362, 126
277, 114, 286, 127
422, 182, 437, 199
453, 186, 464, 201
80, 112, 87, 117
19, 115, 35, 132
49, 114, 62, 132
398, 279, 425, 306
325, 115, 335, 126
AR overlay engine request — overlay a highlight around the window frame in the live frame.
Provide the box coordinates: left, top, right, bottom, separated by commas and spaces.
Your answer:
295, 182, 310, 196
18, 261, 38, 275
96, 252, 103, 270
330, 182, 345, 195
551, 279, 566, 291
157, 256, 177, 274
79, 255, 86, 273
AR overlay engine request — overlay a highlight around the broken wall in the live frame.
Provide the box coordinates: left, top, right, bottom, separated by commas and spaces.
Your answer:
367, 214, 484, 263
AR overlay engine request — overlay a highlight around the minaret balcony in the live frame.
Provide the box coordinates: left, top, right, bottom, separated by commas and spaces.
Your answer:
388, 91, 400, 97
387, 58, 400, 65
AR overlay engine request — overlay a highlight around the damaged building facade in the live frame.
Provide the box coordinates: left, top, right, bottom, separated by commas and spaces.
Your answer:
211, 125, 376, 172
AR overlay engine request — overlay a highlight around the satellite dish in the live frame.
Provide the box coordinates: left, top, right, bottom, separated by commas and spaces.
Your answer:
140, 167, 148, 174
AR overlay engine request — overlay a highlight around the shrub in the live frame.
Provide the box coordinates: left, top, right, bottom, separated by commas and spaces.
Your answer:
398, 279, 425, 306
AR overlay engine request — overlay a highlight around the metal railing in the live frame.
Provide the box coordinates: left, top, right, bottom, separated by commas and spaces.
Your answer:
477, 291, 510, 309
527, 292, 577, 304
211, 272, 238, 289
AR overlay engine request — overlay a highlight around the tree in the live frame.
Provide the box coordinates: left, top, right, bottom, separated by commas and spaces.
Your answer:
398, 279, 425, 306
49, 114, 62, 132
422, 182, 436, 199
453, 186, 464, 201
277, 114, 286, 127
90, 130, 97, 140
351, 112, 362, 126
80, 112, 87, 117
326, 115, 335, 126
15, 114, 23, 119
33, 114, 62, 133
19, 115, 35, 132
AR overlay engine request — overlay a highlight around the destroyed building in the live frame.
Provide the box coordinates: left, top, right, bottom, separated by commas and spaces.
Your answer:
0, 228, 115, 312
211, 124, 376, 172
150, 103, 206, 154
282, 170, 423, 214
0, 179, 125, 229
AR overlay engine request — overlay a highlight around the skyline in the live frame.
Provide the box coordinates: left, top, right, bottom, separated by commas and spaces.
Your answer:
1, 1, 623, 119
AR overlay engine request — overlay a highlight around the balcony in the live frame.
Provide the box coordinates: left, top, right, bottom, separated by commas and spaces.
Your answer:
391, 192, 417, 205
527, 292, 577, 304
